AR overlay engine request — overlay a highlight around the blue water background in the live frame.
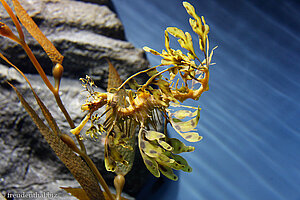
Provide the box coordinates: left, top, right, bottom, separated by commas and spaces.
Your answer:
111, 0, 300, 199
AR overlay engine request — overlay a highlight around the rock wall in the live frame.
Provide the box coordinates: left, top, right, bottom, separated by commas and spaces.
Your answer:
0, 0, 151, 199
0, 0, 149, 88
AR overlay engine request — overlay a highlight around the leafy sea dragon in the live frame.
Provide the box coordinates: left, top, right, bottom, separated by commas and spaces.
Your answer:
70, 1, 217, 185
0, 0, 216, 199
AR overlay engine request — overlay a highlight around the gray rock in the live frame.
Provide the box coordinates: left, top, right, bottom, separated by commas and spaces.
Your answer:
0, 0, 152, 198
0, 0, 149, 90
1, 0, 124, 39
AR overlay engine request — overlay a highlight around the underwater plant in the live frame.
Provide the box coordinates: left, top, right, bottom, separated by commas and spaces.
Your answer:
0, 0, 216, 199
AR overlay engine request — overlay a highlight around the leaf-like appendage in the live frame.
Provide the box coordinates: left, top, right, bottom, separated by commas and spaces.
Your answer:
183, 2, 196, 17
107, 59, 123, 91
0, 0, 24, 42
140, 139, 164, 158
167, 27, 186, 41
145, 130, 165, 141
143, 46, 160, 55
172, 109, 198, 119
141, 153, 160, 178
183, 1, 210, 52
158, 164, 178, 181
0, 21, 21, 43
9, 83, 104, 200
145, 130, 173, 151
183, 2, 203, 34
138, 128, 193, 181
167, 27, 196, 58
171, 154, 193, 172
164, 151, 192, 172
12, 0, 64, 64
104, 141, 116, 172
167, 138, 195, 154
168, 105, 202, 142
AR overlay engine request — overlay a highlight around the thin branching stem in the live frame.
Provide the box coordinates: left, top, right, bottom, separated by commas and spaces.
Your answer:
142, 65, 181, 90
53, 91, 87, 153
21, 42, 54, 92
21, 41, 87, 153
117, 65, 160, 91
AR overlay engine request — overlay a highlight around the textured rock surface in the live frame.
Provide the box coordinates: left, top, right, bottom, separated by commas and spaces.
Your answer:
0, 65, 83, 200
0, 0, 149, 89
0, 0, 151, 199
